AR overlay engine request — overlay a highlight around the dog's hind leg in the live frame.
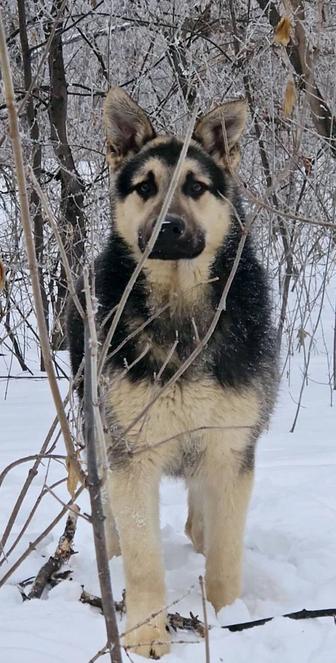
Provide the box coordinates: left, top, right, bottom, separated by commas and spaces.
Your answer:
185, 478, 205, 554
106, 459, 170, 658
202, 431, 254, 611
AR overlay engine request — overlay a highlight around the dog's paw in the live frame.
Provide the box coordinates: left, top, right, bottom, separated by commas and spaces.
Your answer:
124, 618, 170, 659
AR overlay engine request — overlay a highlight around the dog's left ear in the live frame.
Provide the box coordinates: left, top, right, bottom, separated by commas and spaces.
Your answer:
193, 100, 247, 170
104, 87, 156, 171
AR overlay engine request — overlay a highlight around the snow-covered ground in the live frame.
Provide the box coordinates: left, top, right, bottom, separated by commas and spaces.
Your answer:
1, 322, 336, 662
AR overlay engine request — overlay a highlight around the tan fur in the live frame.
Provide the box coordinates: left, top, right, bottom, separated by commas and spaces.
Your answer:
143, 257, 213, 312
104, 87, 155, 170
193, 99, 247, 169
185, 450, 253, 607
113, 150, 232, 307
185, 479, 205, 553
107, 462, 169, 657
108, 373, 260, 447
105, 374, 260, 656
203, 465, 254, 609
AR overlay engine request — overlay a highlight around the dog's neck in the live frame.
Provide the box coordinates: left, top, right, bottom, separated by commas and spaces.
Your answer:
142, 252, 215, 312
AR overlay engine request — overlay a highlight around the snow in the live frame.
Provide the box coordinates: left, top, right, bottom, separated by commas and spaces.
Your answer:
1, 335, 336, 662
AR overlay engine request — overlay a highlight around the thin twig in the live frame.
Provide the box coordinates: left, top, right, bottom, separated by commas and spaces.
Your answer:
130, 425, 252, 459
80, 588, 336, 634
88, 585, 198, 661
44, 486, 91, 522
83, 269, 122, 663
0, 412, 62, 557
0, 454, 66, 488
0, 13, 85, 490
0, 0, 68, 149
199, 576, 210, 663
243, 185, 336, 231
0, 486, 84, 588
1, 357, 85, 563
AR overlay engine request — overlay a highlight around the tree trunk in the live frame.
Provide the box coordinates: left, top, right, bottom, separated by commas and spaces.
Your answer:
46, 0, 86, 350
17, 0, 49, 369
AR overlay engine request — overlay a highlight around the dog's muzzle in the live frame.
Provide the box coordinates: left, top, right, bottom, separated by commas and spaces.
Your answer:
138, 215, 205, 260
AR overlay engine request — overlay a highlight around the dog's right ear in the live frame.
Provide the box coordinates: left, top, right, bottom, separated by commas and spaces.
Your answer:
103, 87, 156, 171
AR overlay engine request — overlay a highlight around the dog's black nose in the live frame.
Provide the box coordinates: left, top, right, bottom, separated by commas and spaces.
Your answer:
138, 214, 205, 260
160, 215, 186, 239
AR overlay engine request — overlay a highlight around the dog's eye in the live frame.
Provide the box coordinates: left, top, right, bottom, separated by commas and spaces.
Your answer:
135, 180, 156, 199
138, 181, 151, 195
187, 180, 208, 198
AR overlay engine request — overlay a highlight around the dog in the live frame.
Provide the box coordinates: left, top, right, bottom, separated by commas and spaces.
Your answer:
67, 87, 279, 658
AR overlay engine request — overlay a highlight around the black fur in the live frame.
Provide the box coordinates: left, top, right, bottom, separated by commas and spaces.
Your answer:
67, 215, 277, 390
117, 139, 228, 199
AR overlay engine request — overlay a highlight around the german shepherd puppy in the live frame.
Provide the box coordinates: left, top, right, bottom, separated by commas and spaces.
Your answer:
67, 88, 278, 658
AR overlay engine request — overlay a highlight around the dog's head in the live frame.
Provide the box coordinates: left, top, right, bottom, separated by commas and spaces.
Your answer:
104, 87, 247, 263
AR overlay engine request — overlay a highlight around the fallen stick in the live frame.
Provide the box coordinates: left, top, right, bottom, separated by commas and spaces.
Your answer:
169, 611, 206, 638
225, 607, 336, 632
1, 486, 84, 589
21, 509, 336, 637
27, 505, 79, 599
80, 589, 205, 637
81, 589, 126, 617
80, 589, 336, 635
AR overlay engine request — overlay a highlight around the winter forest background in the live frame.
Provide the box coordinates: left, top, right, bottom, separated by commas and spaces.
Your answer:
0, 2, 336, 662
1, 0, 335, 394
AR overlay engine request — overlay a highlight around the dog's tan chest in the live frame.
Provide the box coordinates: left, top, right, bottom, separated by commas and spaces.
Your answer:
106, 373, 260, 466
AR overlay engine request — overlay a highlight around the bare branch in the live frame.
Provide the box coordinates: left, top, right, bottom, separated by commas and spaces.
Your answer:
0, 13, 85, 490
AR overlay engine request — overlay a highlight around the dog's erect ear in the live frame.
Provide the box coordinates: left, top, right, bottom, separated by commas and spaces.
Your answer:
193, 100, 247, 170
103, 87, 156, 171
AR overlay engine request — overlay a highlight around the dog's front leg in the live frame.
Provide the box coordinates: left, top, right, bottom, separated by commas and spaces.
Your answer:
203, 435, 254, 611
107, 461, 170, 658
